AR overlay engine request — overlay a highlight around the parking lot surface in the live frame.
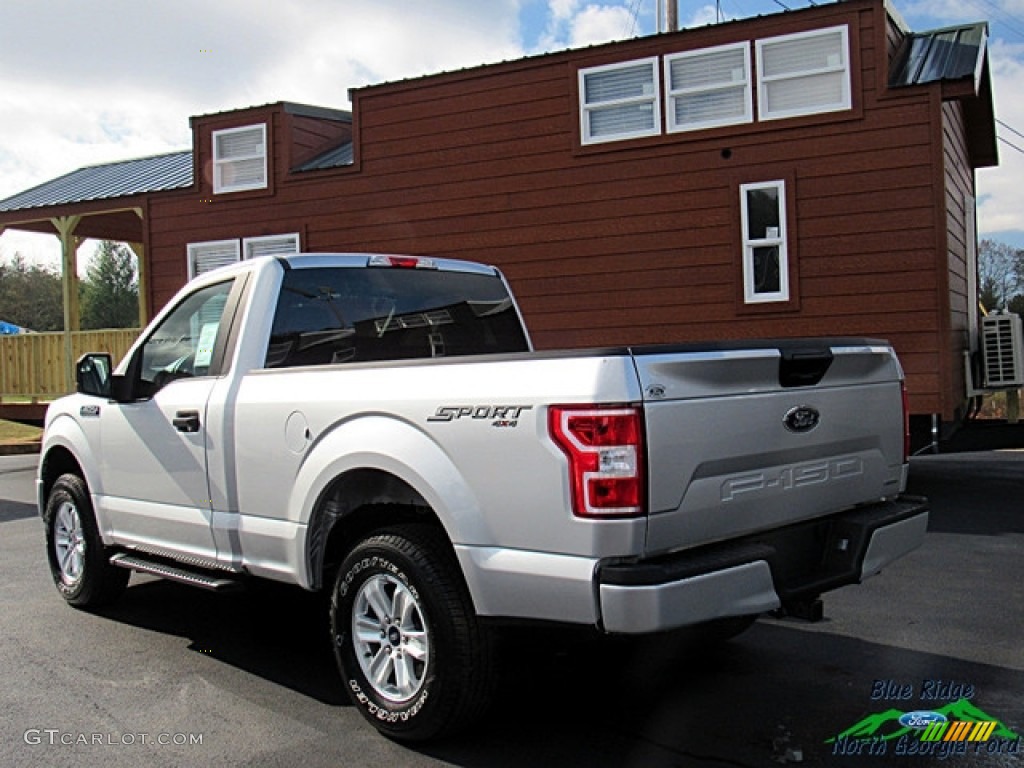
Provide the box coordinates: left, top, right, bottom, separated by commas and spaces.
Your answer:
1, 451, 1021, 767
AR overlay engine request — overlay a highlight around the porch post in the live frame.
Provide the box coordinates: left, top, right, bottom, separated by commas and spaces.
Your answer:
130, 208, 148, 326
128, 240, 148, 325
52, 215, 82, 392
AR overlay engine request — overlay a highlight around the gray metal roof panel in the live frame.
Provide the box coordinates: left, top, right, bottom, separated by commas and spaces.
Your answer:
293, 141, 354, 172
889, 22, 988, 88
0, 150, 193, 213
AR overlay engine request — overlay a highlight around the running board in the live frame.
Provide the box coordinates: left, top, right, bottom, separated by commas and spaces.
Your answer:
109, 553, 243, 592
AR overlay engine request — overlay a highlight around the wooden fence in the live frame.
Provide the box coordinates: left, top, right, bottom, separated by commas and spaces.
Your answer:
0, 329, 140, 400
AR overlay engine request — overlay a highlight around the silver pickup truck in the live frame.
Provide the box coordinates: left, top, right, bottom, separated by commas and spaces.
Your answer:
38, 253, 928, 740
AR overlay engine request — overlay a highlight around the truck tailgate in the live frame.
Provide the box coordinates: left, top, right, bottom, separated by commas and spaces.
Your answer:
633, 340, 907, 557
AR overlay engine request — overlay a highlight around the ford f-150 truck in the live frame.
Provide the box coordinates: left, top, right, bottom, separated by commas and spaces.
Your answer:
38, 253, 928, 741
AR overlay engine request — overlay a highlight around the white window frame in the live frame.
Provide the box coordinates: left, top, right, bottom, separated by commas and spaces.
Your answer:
740, 180, 789, 304
756, 25, 851, 122
187, 239, 242, 280
665, 42, 752, 133
213, 124, 268, 194
243, 233, 300, 260
579, 57, 661, 145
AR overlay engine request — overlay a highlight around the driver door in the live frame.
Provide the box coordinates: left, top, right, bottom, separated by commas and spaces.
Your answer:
96, 278, 237, 566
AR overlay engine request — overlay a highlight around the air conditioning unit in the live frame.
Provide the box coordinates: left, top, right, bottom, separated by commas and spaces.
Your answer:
982, 313, 1024, 388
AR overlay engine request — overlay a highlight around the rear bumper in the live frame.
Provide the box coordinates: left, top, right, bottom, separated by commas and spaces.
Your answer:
598, 495, 929, 634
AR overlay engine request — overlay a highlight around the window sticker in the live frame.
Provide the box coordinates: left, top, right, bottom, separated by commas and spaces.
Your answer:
194, 323, 219, 368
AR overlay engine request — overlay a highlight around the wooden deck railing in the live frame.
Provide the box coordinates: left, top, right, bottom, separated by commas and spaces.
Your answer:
0, 329, 140, 400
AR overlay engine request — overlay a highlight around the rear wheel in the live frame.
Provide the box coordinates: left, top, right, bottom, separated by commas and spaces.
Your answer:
43, 474, 129, 608
330, 524, 495, 741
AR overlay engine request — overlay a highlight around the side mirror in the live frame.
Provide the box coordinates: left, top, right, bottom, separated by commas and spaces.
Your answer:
76, 353, 112, 398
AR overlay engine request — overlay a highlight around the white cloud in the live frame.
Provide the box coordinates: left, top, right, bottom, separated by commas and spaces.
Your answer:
681, 4, 734, 29
535, 2, 641, 52
550, 0, 582, 22
978, 40, 1024, 236
568, 4, 637, 47
258, 2, 525, 103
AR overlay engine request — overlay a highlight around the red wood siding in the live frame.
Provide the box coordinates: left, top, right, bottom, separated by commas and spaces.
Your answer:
942, 99, 976, 419
143, 0, 976, 418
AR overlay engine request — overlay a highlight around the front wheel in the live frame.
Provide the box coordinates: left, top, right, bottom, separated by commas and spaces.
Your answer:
330, 525, 496, 741
43, 473, 129, 608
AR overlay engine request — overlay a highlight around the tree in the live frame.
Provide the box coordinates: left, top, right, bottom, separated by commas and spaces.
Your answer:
0, 253, 64, 331
977, 239, 1024, 312
80, 241, 139, 329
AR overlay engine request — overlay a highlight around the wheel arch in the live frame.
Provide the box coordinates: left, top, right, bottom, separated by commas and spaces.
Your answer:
307, 468, 448, 590
38, 414, 96, 511
291, 416, 489, 593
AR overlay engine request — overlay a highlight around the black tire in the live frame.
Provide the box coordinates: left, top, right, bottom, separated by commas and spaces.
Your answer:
330, 524, 496, 742
43, 473, 129, 608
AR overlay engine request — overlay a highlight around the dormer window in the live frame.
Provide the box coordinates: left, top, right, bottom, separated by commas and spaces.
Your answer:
213, 124, 267, 193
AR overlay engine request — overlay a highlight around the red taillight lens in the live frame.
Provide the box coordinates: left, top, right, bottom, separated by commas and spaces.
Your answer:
549, 406, 645, 518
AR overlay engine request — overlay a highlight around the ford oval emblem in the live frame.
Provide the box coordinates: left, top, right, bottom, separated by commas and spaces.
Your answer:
898, 711, 948, 729
784, 405, 820, 433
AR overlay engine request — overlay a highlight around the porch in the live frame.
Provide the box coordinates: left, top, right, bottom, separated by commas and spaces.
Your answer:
0, 328, 139, 424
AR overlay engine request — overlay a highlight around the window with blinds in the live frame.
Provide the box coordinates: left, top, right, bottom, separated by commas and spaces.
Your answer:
579, 58, 660, 145
244, 233, 300, 260
665, 43, 751, 133
187, 239, 241, 279
213, 124, 268, 193
756, 26, 850, 121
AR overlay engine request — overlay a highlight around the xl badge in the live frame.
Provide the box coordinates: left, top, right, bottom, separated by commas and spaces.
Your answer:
784, 405, 820, 433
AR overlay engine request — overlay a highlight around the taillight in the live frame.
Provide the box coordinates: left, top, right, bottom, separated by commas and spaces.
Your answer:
548, 405, 645, 518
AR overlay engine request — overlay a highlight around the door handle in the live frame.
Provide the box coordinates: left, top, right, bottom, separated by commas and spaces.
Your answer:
173, 410, 201, 433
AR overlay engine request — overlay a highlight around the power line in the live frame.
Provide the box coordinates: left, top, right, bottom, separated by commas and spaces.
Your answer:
972, 0, 1024, 41
997, 135, 1024, 156
996, 118, 1024, 142
624, 0, 644, 37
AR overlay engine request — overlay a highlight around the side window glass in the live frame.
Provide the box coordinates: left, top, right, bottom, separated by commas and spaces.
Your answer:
138, 280, 234, 393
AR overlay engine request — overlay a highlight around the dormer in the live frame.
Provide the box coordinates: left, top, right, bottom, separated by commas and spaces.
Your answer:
189, 102, 353, 198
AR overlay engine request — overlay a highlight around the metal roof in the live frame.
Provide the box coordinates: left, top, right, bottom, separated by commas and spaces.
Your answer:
889, 22, 988, 88
293, 141, 354, 172
0, 150, 193, 213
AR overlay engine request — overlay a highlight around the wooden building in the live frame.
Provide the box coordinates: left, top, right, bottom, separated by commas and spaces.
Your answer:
0, 0, 997, 427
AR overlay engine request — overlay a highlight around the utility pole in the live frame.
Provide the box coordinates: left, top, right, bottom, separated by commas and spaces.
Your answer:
656, 0, 677, 33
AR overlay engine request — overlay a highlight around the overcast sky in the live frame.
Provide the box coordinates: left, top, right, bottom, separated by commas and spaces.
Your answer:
1, 0, 1023, 271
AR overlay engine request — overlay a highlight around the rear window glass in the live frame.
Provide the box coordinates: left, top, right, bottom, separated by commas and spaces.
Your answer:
265, 266, 529, 368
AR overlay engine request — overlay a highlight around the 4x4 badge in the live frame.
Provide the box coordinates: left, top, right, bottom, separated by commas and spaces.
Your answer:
784, 405, 820, 433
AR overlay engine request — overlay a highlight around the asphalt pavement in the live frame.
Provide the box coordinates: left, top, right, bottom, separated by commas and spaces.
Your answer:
0, 452, 1021, 767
